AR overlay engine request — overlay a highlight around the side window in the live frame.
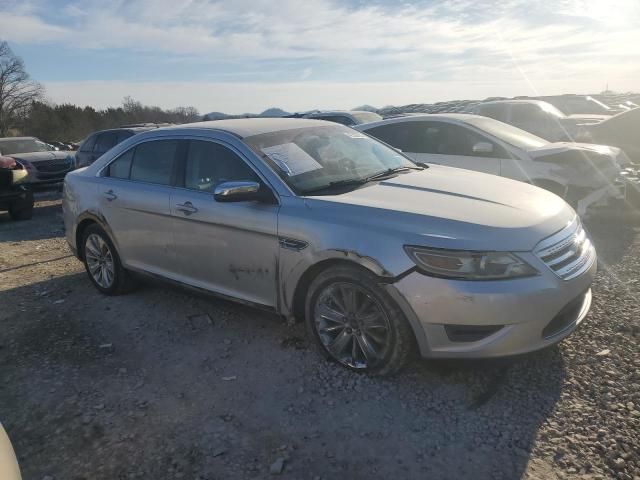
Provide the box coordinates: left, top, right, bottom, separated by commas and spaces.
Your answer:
107, 148, 134, 179
130, 140, 179, 185
511, 105, 545, 123
367, 122, 424, 152
116, 131, 133, 144
94, 132, 118, 153
184, 141, 258, 192
424, 123, 510, 159
80, 134, 97, 152
476, 104, 508, 122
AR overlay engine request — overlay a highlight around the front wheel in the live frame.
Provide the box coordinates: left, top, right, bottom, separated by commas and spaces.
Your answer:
305, 265, 415, 376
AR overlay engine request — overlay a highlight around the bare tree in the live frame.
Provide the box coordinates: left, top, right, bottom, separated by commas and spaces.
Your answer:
0, 41, 43, 136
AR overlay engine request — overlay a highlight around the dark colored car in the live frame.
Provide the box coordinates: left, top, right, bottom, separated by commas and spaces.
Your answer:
0, 137, 75, 186
0, 155, 34, 221
75, 124, 171, 168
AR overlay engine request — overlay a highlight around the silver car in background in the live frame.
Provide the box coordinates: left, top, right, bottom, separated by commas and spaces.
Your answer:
357, 114, 626, 216
63, 119, 596, 375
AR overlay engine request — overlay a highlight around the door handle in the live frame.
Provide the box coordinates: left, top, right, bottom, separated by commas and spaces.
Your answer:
176, 201, 198, 215
104, 190, 117, 201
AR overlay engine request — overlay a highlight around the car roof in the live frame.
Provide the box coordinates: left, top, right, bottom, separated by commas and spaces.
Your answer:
165, 118, 332, 138
357, 113, 483, 129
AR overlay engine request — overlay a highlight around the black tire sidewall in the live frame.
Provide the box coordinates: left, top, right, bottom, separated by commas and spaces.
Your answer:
8, 190, 34, 220
81, 224, 125, 295
304, 265, 413, 375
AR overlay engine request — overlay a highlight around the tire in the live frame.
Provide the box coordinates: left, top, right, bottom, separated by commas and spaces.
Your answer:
304, 264, 415, 376
8, 190, 34, 221
81, 224, 136, 295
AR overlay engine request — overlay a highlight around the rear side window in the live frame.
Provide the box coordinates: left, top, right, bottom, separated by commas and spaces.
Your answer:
107, 149, 134, 179
94, 132, 118, 153
366, 122, 426, 153
80, 134, 97, 152
476, 104, 508, 122
116, 131, 133, 144
130, 140, 179, 185
511, 104, 546, 123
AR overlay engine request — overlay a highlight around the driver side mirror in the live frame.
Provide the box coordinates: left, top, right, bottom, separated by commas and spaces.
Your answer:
214, 181, 270, 203
472, 142, 494, 154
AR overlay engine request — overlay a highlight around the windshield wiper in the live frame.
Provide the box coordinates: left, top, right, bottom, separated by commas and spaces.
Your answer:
301, 178, 369, 195
301, 166, 424, 195
364, 165, 424, 182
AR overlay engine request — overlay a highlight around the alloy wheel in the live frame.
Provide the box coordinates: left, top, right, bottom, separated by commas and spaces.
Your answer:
85, 233, 115, 289
314, 282, 391, 369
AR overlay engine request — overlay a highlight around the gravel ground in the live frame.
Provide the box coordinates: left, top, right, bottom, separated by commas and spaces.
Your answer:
0, 193, 638, 480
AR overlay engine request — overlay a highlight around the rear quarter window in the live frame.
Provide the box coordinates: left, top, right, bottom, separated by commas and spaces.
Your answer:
80, 134, 97, 152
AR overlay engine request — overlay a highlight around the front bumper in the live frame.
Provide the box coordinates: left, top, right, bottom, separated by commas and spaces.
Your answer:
387, 249, 596, 359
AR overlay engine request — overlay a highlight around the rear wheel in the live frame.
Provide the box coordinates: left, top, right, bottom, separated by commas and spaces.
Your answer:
81, 224, 136, 295
305, 265, 415, 376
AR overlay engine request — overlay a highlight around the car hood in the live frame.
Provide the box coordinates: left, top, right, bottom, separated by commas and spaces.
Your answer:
527, 142, 621, 159
6, 151, 73, 163
306, 165, 575, 252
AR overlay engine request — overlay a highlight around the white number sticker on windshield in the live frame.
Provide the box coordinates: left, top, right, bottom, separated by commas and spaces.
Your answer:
262, 143, 323, 176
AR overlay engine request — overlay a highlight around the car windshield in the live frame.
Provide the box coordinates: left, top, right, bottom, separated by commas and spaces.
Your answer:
351, 111, 383, 124
244, 124, 417, 194
465, 116, 549, 150
0, 138, 52, 155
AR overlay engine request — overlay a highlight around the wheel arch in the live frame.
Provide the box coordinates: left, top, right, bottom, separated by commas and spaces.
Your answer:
74, 211, 117, 260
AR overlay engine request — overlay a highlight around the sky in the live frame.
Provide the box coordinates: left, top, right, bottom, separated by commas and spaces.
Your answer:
0, 0, 639, 114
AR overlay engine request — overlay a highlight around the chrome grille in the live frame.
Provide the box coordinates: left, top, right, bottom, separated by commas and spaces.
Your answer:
535, 219, 595, 281
34, 158, 73, 173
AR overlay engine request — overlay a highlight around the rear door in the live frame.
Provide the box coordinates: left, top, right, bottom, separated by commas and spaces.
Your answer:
170, 139, 279, 307
98, 139, 182, 277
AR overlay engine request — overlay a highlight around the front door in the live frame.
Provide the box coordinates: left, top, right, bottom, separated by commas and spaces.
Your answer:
170, 139, 279, 307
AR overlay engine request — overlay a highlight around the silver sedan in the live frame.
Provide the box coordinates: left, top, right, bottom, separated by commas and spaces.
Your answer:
63, 119, 596, 375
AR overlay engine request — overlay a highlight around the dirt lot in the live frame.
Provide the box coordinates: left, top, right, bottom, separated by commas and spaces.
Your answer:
1, 193, 638, 480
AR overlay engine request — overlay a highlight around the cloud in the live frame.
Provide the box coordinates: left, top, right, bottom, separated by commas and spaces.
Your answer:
1, 0, 639, 109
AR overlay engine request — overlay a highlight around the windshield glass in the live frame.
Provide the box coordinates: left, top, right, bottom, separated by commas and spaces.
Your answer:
466, 116, 549, 150
244, 125, 416, 194
0, 138, 52, 155
351, 111, 383, 124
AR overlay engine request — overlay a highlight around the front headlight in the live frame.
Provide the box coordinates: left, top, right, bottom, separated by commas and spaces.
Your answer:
404, 246, 538, 280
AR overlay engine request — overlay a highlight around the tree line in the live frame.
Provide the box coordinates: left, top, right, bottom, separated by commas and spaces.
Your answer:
0, 40, 200, 141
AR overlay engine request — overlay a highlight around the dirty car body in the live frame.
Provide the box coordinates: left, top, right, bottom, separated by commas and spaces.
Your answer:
63, 119, 596, 373
357, 114, 626, 216
0, 137, 75, 186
